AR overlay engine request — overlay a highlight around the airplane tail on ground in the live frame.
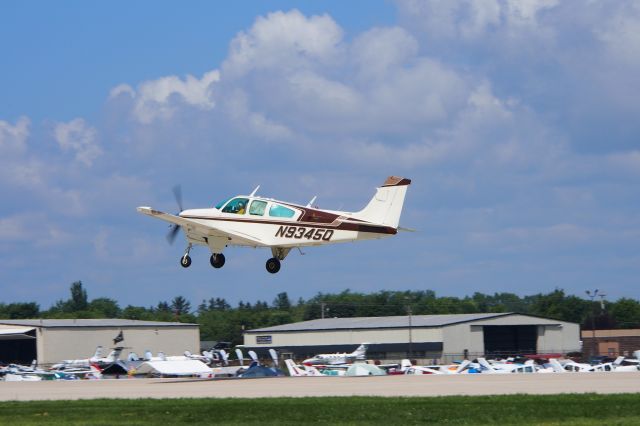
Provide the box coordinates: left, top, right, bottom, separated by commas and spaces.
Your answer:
476, 358, 495, 373
106, 347, 123, 362
455, 359, 471, 374
350, 343, 369, 359
269, 349, 279, 367
352, 177, 411, 229
549, 358, 566, 373
284, 359, 307, 377
235, 348, 245, 366
92, 346, 103, 360
400, 359, 412, 372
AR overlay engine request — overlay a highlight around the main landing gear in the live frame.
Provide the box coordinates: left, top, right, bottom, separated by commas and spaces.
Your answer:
265, 258, 281, 274
265, 247, 290, 274
210, 253, 225, 269
179, 245, 290, 273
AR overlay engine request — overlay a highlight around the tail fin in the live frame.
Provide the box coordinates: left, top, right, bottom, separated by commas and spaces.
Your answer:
455, 359, 471, 374
351, 343, 368, 359
269, 349, 279, 367
106, 347, 123, 362
93, 346, 103, 360
235, 348, 244, 366
476, 358, 496, 373
220, 349, 229, 366
284, 359, 307, 376
549, 358, 565, 373
353, 177, 411, 228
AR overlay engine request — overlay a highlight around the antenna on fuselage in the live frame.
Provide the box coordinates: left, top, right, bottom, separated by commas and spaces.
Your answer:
250, 185, 260, 197
306, 196, 317, 207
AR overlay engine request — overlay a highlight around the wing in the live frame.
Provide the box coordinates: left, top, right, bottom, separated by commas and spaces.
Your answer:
136, 207, 266, 247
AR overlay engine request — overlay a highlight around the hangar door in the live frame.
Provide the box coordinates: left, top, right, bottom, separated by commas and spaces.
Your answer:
483, 325, 537, 355
0, 328, 37, 364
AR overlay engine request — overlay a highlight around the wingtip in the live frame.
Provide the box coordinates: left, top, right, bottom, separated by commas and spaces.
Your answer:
382, 176, 411, 187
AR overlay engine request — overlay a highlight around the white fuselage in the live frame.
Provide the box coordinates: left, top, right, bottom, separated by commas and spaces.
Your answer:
180, 198, 393, 250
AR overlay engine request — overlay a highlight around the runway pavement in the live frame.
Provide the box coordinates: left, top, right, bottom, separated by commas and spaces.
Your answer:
2, 373, 640, 401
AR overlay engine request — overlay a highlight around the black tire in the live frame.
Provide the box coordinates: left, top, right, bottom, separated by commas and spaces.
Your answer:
210, 253, 226, 269
266, 257, 281, 274
180, 255, 192, 268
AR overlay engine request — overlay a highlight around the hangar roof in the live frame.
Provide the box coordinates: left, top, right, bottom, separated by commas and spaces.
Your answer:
0, 319, 197, 328
247, 313, 566, 333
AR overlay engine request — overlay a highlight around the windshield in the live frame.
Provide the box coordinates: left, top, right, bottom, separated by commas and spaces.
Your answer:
214, 197, 232, 210
222, 198, 249, 214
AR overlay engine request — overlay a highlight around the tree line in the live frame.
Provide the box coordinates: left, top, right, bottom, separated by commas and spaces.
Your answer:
2, 281, 640, 346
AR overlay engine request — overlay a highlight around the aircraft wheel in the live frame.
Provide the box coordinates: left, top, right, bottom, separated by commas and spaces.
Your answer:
180, 255, 192, 268
266, 257, 281, 274
210, 253, 226, 269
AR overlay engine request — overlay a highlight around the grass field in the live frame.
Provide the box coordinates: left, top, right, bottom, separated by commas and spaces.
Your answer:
1, 394, 640, 425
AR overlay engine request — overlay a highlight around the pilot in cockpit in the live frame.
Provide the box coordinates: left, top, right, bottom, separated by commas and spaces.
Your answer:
236, 201, 246, 215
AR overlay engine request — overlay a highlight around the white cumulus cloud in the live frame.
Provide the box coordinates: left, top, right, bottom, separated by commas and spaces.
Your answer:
53, 118, 102, 167
0, 116, 30, 156
111, 70, 220, 124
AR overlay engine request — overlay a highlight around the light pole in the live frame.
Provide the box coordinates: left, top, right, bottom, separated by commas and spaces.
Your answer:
585, 289, 598, 358
405, 298, 413, 358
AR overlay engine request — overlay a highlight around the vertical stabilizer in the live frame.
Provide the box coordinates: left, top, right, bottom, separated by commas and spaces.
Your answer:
350, 343, 369, 359
476, 358, 495, 373
284, 359, 307, 376
353, 177, 411, 228
549, 358, 566, 373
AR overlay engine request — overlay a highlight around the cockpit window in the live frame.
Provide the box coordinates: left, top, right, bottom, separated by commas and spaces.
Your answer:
269, 204, 295, 218
222, 198, 249, 215
214, 198, 231, 210
249, 200, 267, 216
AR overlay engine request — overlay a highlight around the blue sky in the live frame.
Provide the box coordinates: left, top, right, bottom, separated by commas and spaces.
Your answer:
1, 0, 639, 309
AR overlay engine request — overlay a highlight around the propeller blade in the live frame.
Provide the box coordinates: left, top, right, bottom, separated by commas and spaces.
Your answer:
166, 224, 180, 244
172, 185, 183, 213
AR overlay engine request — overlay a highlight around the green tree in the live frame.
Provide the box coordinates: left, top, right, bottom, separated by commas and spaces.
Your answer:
0, 302, 40, 319
610, 298, 640, 328
69, 281, 88, 311
88, 298, 121, 318
273, 292, 291, 311
170, 296, 192, 316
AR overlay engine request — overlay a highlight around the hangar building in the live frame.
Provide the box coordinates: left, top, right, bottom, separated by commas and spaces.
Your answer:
243, 313, 580, 362
0, 319, 200, 365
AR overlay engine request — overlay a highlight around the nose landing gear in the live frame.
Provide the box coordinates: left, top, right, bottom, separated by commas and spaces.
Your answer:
180, 243, 193, 268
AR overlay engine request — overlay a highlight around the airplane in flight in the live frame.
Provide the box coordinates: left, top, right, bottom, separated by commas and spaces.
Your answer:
137, 176, 411, 273
302, 343, 369, 365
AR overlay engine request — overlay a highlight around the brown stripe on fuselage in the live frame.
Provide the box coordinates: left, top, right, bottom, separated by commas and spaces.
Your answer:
273, 202, 341, 225
181, 215, 396, 235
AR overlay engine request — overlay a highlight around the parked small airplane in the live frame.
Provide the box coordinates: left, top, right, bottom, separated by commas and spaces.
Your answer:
302, 343, 369, 365
137, 176, 411, 273
402, 359, 472, 375
50, 346, 122, 370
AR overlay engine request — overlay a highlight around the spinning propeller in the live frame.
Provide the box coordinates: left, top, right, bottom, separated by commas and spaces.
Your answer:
166, 185, 183, 244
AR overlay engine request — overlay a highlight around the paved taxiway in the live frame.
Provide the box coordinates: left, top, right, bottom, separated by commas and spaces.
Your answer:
2, 373, 640, 401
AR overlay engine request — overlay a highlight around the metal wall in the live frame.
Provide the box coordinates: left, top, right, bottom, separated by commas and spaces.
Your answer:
442, 315, 580, 357
37, 326, 200, 364
244, 327, 443, 348
244, 314, 580, 363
